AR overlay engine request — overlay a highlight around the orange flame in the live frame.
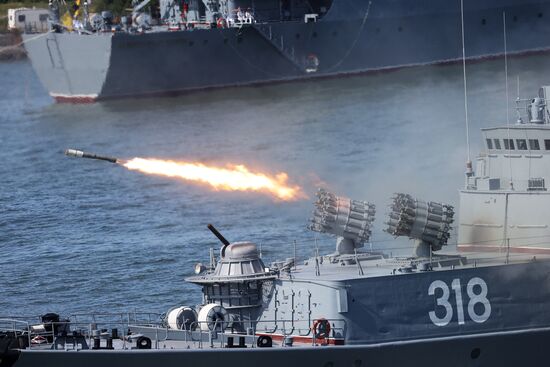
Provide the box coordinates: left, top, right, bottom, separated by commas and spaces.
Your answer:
122, 158, 305, 201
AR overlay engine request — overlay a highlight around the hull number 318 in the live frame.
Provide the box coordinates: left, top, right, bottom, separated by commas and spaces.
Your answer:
428, 277, 491, 326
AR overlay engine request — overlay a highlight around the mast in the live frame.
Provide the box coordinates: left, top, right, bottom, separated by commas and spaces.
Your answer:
460, 0, 473, 182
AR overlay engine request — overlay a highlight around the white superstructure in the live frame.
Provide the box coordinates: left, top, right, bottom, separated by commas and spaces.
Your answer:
459, 86, 550, 254
7, 8, 49, 33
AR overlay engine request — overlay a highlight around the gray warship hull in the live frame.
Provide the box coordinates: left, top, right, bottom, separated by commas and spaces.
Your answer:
24, 0, 550, 102
10, 328, 550, 367
6, 258, 550, 367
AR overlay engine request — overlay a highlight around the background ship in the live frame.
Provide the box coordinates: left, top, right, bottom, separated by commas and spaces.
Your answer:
22, 0, 550, 102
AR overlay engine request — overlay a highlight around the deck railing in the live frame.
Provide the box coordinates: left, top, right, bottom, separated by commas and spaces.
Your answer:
0, 313, 346, 350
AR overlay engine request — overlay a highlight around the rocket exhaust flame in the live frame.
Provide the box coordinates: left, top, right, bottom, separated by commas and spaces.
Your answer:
122, 158, 305, 201
64, 149, 305, 201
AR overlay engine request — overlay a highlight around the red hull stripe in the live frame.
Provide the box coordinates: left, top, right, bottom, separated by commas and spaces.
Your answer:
53, 95, 97, 104
255, 333, 345, 346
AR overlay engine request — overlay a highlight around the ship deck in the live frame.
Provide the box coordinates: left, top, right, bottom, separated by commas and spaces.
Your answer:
278, 250, 550, 282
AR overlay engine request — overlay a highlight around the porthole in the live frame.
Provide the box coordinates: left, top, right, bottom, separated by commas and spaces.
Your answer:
471, 348, 481, 359
538, 12, 544, 18
295, 33, 300, 39
312, 31, 318, 38
398, 26, 403, 32
375, 27, 381, 33
481, 18, 487, 25
189, 41, 194, 46
513, 15, 518, 22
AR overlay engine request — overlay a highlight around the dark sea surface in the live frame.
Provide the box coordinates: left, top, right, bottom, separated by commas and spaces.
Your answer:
2, 54, 550, 317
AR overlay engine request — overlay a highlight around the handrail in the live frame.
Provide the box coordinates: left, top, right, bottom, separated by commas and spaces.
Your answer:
0, 315, 347, 350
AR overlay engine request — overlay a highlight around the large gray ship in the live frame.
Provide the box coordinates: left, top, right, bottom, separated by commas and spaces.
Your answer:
4, 84, 550, 366
21, 0, 550, 102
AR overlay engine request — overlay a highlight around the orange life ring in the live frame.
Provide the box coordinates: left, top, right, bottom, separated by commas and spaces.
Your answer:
312, 318, 331, 339
217, 18, 226, 28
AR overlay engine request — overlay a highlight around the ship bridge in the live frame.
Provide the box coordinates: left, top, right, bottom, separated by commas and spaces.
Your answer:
458, 86, 550, 254
473, 124, 550, 191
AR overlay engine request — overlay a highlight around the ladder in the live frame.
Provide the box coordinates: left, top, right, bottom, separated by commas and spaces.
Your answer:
252, 23, 306, 73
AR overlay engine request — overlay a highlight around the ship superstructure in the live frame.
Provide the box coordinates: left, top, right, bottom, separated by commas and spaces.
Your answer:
459, 86, 550, 253
22, 0, 550, 102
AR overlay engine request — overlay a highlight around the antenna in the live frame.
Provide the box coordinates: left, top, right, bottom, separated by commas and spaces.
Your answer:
503, 11, 514, 190
516, 75, 522, 123
504, 12, 510, 126
460, 0, 472, 178
293, 240, 297, 270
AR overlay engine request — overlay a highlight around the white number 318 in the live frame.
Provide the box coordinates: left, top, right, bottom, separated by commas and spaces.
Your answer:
428, 277, 491, 326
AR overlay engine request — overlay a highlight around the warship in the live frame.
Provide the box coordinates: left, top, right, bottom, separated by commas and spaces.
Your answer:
21, 0, 550, 102
3, 85, 550, 366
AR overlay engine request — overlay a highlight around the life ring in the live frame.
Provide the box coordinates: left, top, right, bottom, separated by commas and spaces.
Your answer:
312, 318, 331, 339
217, 17, 227, 28
305, 54, 320, 73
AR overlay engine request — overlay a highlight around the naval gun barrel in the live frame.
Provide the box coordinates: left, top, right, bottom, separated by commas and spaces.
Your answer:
207, 224, 230, 246
65, 149, 119, 164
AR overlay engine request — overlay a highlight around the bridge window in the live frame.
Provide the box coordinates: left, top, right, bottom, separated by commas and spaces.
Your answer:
486, 139, 493, 149
503, 139, 515, 150
18, 14, 25, 22
493, 139, 501, 149
39, 14, 48, 21
516, 139, 527, 150
545, 139, 550, 150
528, 178, 546, 191
529, 139, 540, 150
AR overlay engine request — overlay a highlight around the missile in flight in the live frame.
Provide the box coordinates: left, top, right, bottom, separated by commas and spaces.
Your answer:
64, 149, 120, 164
